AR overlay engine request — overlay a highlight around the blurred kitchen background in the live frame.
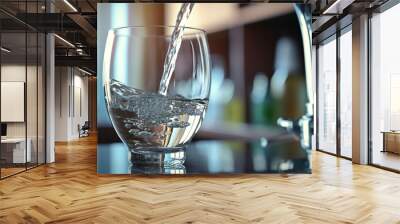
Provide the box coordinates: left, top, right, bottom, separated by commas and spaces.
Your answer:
97, 3, 311, 146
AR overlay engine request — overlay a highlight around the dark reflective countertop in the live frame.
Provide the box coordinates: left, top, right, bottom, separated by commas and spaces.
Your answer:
98, 139, 311, 175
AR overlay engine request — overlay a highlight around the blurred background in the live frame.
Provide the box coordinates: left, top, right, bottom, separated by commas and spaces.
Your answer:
0, 2, 312, 176
97, 3, 310, 145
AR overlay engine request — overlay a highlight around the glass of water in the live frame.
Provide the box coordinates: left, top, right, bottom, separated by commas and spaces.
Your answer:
103, 26, 211, 168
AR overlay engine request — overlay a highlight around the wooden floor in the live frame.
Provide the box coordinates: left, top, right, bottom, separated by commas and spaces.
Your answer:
1, 135, 400, 224
372, 150, 400, 171
1, 167, 26, 178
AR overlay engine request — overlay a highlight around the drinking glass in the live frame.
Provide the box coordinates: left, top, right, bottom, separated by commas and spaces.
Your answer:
103, 26, 211, 168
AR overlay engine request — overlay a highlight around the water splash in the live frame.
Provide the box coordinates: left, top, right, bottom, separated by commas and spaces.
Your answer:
109, 79, 208, 148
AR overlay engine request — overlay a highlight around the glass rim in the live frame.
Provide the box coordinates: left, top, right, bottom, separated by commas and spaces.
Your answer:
109, 25, 207, 35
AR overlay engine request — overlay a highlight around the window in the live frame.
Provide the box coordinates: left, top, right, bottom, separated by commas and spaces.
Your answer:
339, 29, 352, 158
370, 3, 400, 171
317, 37, 337, 154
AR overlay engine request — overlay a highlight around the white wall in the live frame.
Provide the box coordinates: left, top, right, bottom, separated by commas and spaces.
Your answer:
72, 73, 89, 138
1, 65, 26, 141
55, 67, 89, 141
1, 65, 32, 138
55, 67, 68, 141
1, 64, 46, 163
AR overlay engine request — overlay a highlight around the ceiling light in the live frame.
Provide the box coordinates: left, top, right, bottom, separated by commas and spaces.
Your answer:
54, 34, 75, 48
322, 0, 355, 15
63, 0, 78, 12
76, 48, 85, 55
1, 47, 11, 53
78, 67, 92, 76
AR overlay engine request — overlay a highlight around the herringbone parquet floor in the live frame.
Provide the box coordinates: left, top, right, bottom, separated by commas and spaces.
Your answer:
1, 135, 400, 224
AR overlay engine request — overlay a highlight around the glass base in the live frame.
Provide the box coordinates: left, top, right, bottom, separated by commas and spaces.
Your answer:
129, 146, 186, 168
130, 163, 186, 174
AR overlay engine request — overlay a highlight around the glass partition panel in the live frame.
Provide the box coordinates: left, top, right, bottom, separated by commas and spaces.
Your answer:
339, 29, 352, 158
0, 1, 46, 179
27, 31, 38, 169
1, 31, 27, 177
317, 37, 337, 154
38, 32, 45, 165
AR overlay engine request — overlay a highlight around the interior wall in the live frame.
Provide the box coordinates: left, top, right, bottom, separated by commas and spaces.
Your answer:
72, 73, 89, 137
55, 67, 89, 141
88, 77, 97, 131
55, 66, 68, 141
1, 64, 37, 138
1, 63, 45, 167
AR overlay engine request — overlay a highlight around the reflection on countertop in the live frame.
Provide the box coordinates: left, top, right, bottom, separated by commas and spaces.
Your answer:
97, 138, 311, 175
